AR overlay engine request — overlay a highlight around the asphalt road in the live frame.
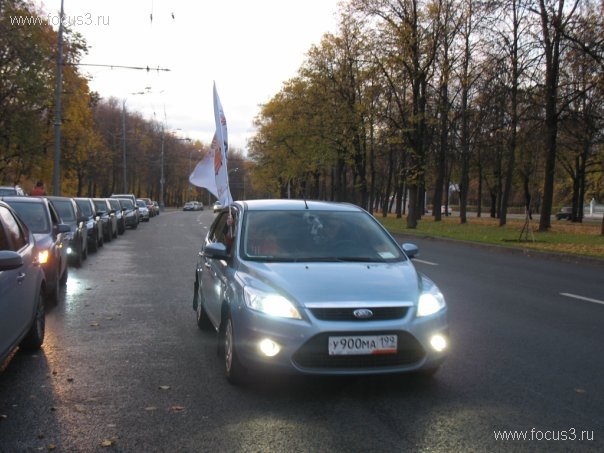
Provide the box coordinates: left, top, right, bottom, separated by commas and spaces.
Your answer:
1, 209, 602, 452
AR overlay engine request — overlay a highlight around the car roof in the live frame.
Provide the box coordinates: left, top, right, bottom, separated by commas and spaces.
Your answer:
1, 196, 48, 204
237, 199, 363, 213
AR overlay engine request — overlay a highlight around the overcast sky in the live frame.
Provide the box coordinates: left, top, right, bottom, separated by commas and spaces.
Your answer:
38, 0, 341, 152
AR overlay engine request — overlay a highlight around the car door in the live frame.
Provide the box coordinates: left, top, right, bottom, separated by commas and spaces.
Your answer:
0, 205, 38, 358
200, 210, 237, 327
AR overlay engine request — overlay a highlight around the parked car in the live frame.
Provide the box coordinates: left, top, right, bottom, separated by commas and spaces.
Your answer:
107, 198, 126, 235
74, 198, 103, 252
47, 196, 88, 267
93, 198, 118, 241
193, 199, 448, 384
152, 201, 160, 215
2, 196, 70, 302
119, 198, 138, 229
139, 197, 156, 217
556, 206, 573, 220
0, 185, 25, 196
212, 201, 222, 213
0, 200, 47, 364
136, 199, 150, 222
111, 194, 139, 225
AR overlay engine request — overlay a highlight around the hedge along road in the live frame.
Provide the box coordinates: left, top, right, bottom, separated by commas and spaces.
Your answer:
0, 208, 602, 451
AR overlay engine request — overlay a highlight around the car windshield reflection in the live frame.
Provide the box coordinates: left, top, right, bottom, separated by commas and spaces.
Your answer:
241, 210, 404, 263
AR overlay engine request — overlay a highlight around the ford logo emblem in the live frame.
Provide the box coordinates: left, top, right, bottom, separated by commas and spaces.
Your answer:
353, 309, 374, 319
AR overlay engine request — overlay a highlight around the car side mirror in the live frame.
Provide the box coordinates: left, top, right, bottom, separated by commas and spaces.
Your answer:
0, 250, 24, 271
203, 242, 229, 260
401, 243, 419, 259
56, 223, 71, 234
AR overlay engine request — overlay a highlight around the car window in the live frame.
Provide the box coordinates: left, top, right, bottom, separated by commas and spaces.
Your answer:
0, 206, 27, 251
52, 200, 76, 222
94, 200, 108, 213
76, 200, 93, 216
209, 210, 238, 253
7, 202, 50, 234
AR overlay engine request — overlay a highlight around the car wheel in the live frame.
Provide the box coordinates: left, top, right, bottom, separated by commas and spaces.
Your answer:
223, 314, 245, 384
89, 235, 98, 252
60, 264, 68, 286
48, 273, 60, 304
20, 288, 46, 350
73, 244, 83, 267
195, 285, 213, 331
98, 230, 104, 248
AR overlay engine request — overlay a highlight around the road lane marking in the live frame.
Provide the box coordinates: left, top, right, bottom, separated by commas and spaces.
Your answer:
413, 259, 438, 266
560, 293, 604, 306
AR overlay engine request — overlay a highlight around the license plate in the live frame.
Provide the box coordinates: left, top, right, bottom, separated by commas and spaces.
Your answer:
328, 335, 398, 356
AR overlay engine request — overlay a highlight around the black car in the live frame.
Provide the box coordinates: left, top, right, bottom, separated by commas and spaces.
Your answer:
93, 198, 117, 241
108, 198, 126, 235
47, 196, 88, 267
74, 198, 104, 252
3, 196, 70, 302
119, 199, 138, 229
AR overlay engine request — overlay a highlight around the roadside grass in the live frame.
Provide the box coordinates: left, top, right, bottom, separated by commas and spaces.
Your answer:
378, 214, 604, 260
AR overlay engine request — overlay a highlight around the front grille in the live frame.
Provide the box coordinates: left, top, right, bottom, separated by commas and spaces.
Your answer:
309, 306, 409, 321
292, 331, 425, 369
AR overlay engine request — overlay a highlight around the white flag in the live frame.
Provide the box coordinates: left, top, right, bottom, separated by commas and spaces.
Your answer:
189, 83, 233, 206
189, 138, 218, 197
213, 82, 233, 206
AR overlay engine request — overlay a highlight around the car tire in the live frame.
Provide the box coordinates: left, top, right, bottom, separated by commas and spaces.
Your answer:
98, 230, 104, 248
48, 273, 60, 304
223, 314, 245, 385
60, 264, 68, 286
195, 285, 213, 331
89, 235, 98, 253
20, 288, 46, 351
73, 244, 83, 267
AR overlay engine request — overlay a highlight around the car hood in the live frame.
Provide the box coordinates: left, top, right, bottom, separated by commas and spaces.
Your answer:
239, 260, 421, 305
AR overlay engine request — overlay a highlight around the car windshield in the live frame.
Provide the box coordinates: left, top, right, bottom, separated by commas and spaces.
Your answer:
93, 200, 108, 213
76, 200, 93, 216
8, 202, 50, 233
241, 210, 405, 262
51, 200, 76, 222
120, 199, 134, 209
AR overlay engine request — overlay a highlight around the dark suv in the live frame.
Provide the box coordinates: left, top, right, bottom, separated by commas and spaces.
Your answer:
47, 196, 88, 267
74, 198, 104, 252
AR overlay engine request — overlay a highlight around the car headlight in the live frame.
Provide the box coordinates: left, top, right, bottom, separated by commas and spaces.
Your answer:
243, 286, 301, 319
417, 290, 446, 317
38, 249, 50, 265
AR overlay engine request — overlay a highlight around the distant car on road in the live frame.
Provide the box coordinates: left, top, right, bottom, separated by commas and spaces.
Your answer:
119, 199, 139, 229
107, 198, 126, 235
556, 206, 573, 220
136, 199, 150, 222
3, 196, 70, 302
212, 201, 222, 213
0, 200, 47, 365
193, 199, 448, 384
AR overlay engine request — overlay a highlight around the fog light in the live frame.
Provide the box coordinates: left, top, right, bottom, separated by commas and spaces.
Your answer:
258, 338, 281, 357
430, 334, 447, 352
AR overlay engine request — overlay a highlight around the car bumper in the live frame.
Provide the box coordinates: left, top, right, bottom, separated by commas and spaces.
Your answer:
230, 305, 448, 376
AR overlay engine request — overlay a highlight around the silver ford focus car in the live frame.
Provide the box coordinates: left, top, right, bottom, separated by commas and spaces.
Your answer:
193, 199, 448, 384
